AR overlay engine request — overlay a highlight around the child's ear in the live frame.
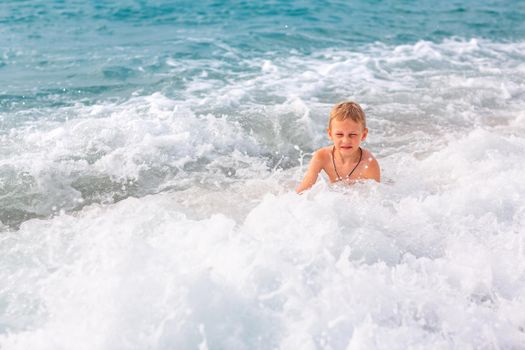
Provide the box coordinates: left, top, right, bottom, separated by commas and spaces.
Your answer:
327, 127, 333, 140
361, 128, 368, 141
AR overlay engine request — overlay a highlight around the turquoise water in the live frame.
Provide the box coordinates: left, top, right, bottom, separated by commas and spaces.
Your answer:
1, 1, 525, 349
2, 0, 524, 110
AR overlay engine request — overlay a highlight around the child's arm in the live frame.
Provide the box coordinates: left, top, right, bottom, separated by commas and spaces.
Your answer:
296, 151, 324, 193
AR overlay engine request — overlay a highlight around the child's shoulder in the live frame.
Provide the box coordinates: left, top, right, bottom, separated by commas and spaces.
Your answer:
361, 148, 380, 167
361, 148, 378, 161
360, 148, 381, 181
312, 146, 333, 161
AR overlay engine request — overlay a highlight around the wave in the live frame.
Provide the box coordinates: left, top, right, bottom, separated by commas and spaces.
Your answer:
1, 125, 524, 347
1, 38, 524, 227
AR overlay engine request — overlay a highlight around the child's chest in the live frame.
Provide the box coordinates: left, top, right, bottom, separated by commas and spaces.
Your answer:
323, 161, 368, 183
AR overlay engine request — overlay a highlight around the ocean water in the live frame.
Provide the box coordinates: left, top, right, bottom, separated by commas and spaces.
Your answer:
1, 0, 525, 349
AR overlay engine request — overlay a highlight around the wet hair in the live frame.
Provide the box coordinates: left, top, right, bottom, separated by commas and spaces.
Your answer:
328, 101, 366, 130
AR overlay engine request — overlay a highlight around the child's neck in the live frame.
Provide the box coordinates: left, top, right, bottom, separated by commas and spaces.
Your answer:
336, 147, 361, 164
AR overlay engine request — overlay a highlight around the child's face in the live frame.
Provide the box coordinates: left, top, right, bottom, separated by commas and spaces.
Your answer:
328, 119, 368, 155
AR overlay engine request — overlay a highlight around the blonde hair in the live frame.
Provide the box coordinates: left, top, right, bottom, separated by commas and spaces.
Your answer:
328, 101, 366, 130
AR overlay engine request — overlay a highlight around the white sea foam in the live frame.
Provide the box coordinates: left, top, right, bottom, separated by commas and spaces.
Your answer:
1, 121, 525, 348
0, 93, 265, 224
1, 38, 525, 348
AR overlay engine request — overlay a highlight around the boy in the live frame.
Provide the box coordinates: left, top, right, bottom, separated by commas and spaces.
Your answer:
296, 101, 380, 193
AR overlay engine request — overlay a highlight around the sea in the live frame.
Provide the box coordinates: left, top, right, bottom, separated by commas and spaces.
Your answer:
1, 0, 525, 349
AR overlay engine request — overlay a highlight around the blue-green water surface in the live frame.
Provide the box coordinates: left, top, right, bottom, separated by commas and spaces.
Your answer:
1, 0, 524, 110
